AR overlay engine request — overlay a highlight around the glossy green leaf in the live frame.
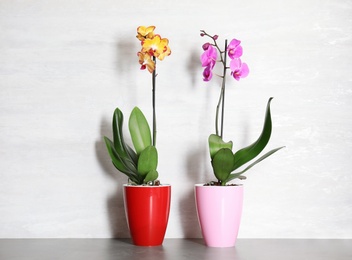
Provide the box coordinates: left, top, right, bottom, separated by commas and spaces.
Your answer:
137, 146, 158, 177
112, 108, 129, 158
128, 107, 152, 155
211, 148, 235, 184
125, 143, 138, 165
112, 108, 138, 166
104, 136, 128, 174
208, 134, 233, 159
143, 170, 159, 183
226, 146, 285, 182
104, 136, 139, 183
232, 97, 274, 171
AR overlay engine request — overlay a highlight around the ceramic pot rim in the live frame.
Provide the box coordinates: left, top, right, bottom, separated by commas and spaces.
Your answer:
194, 183, 243, 188
123, 184, 171, 188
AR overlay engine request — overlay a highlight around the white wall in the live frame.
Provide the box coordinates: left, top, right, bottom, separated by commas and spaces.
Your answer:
1, 0, 351, 238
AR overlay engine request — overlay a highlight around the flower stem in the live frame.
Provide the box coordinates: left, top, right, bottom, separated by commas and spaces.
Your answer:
201, 31, 228, 138
215, 39, 228, 138
152, 56, 157, 147
220, 39, 228, 138
215, 92, 221, 136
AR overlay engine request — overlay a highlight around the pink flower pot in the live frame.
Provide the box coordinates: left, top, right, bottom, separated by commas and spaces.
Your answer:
123, 184, 171, 246
195, 184, 243, 247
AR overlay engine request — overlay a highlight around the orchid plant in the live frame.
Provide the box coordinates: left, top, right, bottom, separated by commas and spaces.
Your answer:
200, 30, 284, 186
104, 26, 171, 185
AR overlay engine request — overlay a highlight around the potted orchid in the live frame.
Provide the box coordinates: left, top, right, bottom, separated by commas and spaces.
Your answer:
104, 26, 171, 246
194, 30, 284, 247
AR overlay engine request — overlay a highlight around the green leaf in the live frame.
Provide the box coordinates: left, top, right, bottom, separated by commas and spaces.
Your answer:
208, 134, 233, 159
104, 136, 139, 183
226, 146, 285, 182
125, 143, 138, 165
104, 136, 128, 173
112, 108, 138, 165
232, 97, 274, 171
112, 108, 129, 158
137, 146, 158, 177
211, 148, 235, 184
143, 170, 159, 183
128, 107, 152, 155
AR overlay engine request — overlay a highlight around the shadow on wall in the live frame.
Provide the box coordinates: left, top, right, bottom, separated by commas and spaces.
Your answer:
92, 37, 140, 238
115, 38, 138, 105
116, 38, 137, 73
187, 47, 201, 88
95, 117, 130, 238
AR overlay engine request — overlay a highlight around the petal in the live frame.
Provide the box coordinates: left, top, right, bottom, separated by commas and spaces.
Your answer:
137, 26, 155, 37
228, 38, 241, 49
156, 37, 171, 60
200, 46, 217, 67
240, 63, 249, 78
136, 34, 145, 41
228, 45, 243, 59
209, 46, 217, 58
230, 58, 241, 71
136, 26, 156, 41
146, 60, 155, 73
203, 66, 213, 81
231, 71, 240, 81
200, 51, 209, 66
200, 51, 210, 66
160, 37, 169, 45
137, 52, 155, 73
157, 44, 171, 60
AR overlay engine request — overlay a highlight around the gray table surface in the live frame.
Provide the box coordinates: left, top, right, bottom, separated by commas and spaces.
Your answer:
0, 239, 351, 260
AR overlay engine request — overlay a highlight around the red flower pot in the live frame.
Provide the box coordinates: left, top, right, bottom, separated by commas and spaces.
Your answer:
123, 184, 171, 246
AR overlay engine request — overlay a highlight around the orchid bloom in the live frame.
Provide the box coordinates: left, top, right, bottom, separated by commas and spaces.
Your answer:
136, 26, 155, 41
137, 26, 171, 73
200, 33, 249, 82
230, 58, 249, 81
201, 45, 217, 69
141, 35, 171, 61
154, 37, 171, 61
201, 45, 217, 82
138, 52, 155, 73
227, 38, 243, 59
203, 66, 213, 81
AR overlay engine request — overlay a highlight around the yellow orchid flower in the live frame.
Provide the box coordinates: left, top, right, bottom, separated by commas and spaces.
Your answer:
142, 35, 171, 60
138, 51, 155, 73
156, 38, 171, 61
136, 26, 155, 41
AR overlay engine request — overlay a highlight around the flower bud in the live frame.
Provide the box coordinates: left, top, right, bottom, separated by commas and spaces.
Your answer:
202, 42, 210, 50
213, 35, 218, 40
200, 33, 205, 37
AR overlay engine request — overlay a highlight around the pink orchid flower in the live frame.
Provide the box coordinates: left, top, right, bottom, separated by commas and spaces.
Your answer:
227, 38, 243, 59
200, 45, 217, 69
203, 66, 213, 81
230, 58, 249, 81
